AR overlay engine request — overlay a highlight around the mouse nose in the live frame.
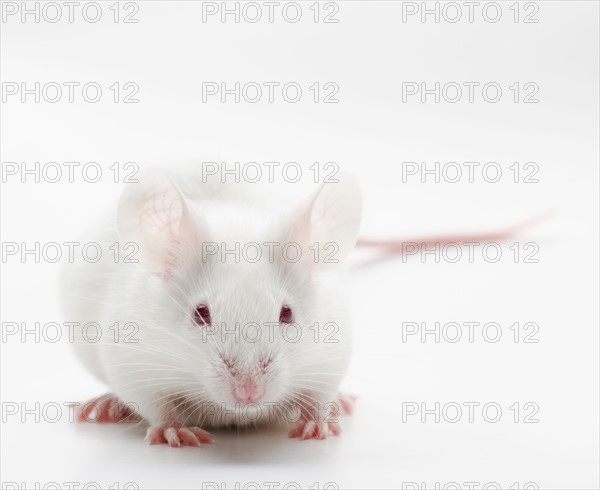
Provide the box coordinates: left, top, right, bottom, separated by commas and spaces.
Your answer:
233, 378, 264, 404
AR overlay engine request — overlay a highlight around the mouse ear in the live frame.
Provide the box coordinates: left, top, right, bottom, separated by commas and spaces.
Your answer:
287, 173, 362, 271
117, 169, 197, 276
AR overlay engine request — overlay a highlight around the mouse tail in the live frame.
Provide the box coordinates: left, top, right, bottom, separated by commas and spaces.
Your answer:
352, 210, 555, 268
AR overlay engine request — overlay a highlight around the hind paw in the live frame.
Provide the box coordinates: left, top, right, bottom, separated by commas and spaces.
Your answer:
77, 394, 140, 423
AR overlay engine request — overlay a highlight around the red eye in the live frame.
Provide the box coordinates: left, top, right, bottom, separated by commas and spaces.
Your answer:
279, 305, 293, 324
193, 305, 211, 326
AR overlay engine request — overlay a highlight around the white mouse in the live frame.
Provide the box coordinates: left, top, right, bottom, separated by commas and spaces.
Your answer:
60, 166, 361, 447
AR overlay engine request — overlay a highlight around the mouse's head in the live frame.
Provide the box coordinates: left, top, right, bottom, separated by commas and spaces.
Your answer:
117, 169, 361, 418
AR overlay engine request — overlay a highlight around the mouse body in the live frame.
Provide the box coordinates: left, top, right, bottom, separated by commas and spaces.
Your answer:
60, 166, 362, 445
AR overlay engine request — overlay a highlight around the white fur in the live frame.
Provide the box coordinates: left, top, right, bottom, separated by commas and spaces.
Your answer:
60, 166, 361, 429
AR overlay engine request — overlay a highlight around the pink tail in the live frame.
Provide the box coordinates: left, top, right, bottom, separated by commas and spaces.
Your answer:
353, 211, 553, 268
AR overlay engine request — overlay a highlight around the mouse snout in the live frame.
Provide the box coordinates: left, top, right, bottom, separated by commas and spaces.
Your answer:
232, 377, 265, 404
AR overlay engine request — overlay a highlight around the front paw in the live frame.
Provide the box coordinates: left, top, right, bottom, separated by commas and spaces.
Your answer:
288, 419, 342, 440
145, 425, 214, 447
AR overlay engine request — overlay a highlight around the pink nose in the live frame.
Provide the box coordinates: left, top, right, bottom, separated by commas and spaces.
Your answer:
233, 379, 264, 404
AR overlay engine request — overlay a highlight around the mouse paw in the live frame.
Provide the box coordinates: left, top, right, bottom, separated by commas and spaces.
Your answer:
145, 425, 215, 447
77, 394, 140, 423
288, 419, 342, 440
335, 392, 357, 415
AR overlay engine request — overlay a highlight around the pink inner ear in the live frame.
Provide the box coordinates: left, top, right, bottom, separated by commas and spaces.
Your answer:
138, 187, 185, 278
304, 176, 362, 270
140, 188, 183, 241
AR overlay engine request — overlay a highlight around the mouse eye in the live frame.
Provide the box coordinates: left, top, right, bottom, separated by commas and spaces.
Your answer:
279, 305, 293, 324
193, 304, 211, 326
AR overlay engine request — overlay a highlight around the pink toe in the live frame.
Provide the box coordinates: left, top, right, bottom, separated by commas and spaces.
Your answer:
79, 402, 99, 422
145, 427, 166, 445
164, 427, 180, 447
106, 401, 120, 423
329, 422, 342, 436
339, 400, 352, 415
301, 421, 316, 440
178, 428, 201, 447
316, 423, 327, 440
337, 393, 357, 415
77, 405, 91, 422
90, 399, 111, 422
288, 422, 305, 437
188, 427, 214, 444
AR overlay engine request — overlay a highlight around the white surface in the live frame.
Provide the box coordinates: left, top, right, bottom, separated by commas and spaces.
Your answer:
1, 1, 599, 489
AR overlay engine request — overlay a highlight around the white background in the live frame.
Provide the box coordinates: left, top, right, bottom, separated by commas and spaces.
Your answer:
1, 1, 599, 489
